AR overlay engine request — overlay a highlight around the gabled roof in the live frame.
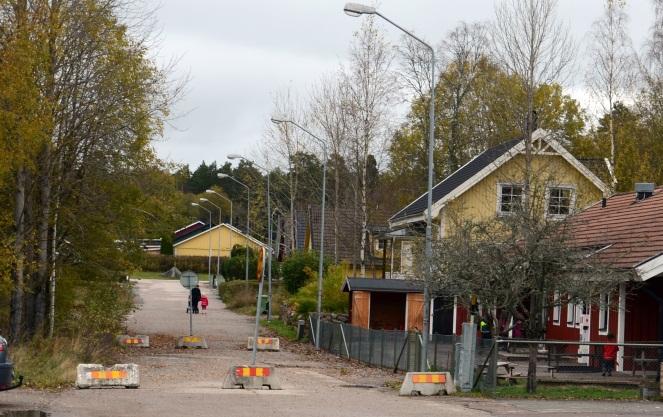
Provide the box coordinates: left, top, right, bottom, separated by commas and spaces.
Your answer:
174, 221, 205, 240
173, 223, 267, 248
569, 186, 663, 278
390, 138, 521, 224
342, 277, 424, 293
389, 129, 610, 227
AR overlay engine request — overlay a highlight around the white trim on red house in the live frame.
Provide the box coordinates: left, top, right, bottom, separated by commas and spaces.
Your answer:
635, 253, 663, 281
617, 283, 626, 372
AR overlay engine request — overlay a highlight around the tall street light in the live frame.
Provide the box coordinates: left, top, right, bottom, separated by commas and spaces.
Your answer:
191, 202, 213, 284
271, 115, 327, 350
344, 2, 435, 371
199, 197, 222, 288
218, 173, 251, 283
206, 190, 234, 282
228, 154, 274, 321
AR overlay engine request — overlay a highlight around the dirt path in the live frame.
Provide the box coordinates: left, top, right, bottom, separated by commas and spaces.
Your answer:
4, 279, 663, 417
1, 280, 483, 417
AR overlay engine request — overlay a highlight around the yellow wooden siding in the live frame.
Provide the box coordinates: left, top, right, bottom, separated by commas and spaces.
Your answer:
174, 226, 263, 257
442, 154, 603, 235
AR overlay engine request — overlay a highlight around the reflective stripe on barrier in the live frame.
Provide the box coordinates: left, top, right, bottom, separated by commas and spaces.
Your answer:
117, 335, 150, 348
399, 372, 454, 396
222, 366, 282, 390
247, 337, 280, 351
176, 335, 208, 349
76, 364, 139, 389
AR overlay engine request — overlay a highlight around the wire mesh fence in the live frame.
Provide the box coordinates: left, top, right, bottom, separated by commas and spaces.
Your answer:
310, 315, 493, 373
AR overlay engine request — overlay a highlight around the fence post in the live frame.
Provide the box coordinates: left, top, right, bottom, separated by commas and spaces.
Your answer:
339, 323, 350, 358
380, 330, 385, 368
368, 329, 374, 366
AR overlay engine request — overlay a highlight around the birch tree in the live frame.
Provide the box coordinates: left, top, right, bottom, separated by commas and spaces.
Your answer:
310, 75, 350, 263
492, 0, 574, 393
586, 0, 634, 170
343, 17, 394, 276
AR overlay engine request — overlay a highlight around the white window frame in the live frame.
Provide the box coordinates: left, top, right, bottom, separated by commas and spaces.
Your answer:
553, 291, 561, 325
598, 292, 610, 335
496, 183, 524, 216
575, 302, 588, 328
566, 296, 575, 327
545, 184, 577, 219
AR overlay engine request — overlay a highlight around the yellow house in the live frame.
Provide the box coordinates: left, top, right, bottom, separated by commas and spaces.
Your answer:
345, 129, 611, 334
173, 223, 267, 257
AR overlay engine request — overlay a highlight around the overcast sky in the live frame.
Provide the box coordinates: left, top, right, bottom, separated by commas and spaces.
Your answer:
145, 0, 654, 169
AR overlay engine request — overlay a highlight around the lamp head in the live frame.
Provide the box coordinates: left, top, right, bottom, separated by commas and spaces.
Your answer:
205, 189, 214, 194
343, 2, 376, 17
199, 197, 209, 202
270, 113, 289, 124
191, 202, 200, 207
227, 153, 244, 160
217, 173, 229, 179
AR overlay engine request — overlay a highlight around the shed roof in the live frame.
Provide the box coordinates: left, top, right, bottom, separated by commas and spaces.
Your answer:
342, 277, 424, 293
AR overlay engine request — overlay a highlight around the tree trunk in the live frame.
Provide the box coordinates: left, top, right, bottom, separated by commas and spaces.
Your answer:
10, 167, 27, 340
36, 147, 52, 334
334, 161, 339, 264
527, 340, 538, 393
360, 153, 367, 278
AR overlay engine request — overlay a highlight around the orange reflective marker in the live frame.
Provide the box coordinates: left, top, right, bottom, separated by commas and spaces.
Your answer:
412, 373, 446, 384
89, 370, 128, 380
235, 367, 271, 378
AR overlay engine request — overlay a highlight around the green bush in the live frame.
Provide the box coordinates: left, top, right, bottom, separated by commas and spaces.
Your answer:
221, 244, 280, 281
291, 264, 348, 315
281, 251, 326, 294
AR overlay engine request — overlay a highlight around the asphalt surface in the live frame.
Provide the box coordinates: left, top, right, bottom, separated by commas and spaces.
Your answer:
2, 279, 663, 416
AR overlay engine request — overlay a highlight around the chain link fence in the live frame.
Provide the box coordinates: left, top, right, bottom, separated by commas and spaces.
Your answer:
310, 315, 493, 373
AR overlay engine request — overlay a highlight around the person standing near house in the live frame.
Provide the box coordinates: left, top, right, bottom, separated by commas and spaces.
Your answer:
191, 284, 202, 314
602, 333, 618, 376
480, 317, 491, 340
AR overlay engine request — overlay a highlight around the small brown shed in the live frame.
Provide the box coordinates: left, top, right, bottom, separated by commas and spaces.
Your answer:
342, 278, 425, 331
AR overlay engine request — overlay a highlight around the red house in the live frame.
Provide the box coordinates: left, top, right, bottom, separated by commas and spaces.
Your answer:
546, 184, 663, 371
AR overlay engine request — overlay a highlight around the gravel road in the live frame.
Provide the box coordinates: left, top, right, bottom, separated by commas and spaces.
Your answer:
3, 279, 663, 417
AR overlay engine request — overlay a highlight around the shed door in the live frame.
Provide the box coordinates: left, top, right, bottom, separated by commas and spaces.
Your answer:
406, 293, 424, 332
352, 291, 370, 329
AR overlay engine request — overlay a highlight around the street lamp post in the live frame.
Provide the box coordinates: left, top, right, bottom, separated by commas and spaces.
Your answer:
217, 174, 251, 283
191, 203, 213, 285
344, 2, 435, 371
205, 190, 234, 284
199, 198, 222, 288
228, 155, 273, 321
271, 115, 327, 350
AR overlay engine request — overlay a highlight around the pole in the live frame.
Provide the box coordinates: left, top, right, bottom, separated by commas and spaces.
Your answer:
251, 249, 265, 365
316, 150, 327, 350
267, 172, 272, 321
245, 188, 250, 282
189, 285, 193, 336
216, 208, 221, 286
421, 47, 435, 371
207, 211, 212, 284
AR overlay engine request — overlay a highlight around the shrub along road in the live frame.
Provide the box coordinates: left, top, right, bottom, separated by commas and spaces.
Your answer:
2, 279, 663, 416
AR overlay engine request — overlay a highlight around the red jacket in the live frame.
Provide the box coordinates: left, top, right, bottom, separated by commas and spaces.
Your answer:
603, 344, 618, 360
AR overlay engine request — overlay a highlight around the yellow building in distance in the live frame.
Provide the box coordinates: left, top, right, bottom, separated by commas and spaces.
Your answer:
173, 223, 267, 257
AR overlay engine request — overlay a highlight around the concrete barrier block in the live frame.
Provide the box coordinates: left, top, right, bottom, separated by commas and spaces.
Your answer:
76, 363, 139, 389
117, 335, 150, 348
247, 337, 280, 351
222, 366, 282, 390
399, 372, 455, 396
176, 335, 208, 349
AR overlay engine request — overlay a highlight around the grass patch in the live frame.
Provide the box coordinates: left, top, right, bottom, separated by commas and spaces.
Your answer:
457, 383, 641, 400
11, 335, 116, 389
261, 319, 297, 341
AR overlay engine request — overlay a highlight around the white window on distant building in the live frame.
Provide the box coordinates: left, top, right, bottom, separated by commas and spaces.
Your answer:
547, 186, 575, 218
553, 291, 561, 325
566, 296, 575, 327
599, 292, 610, 334
400, 241, 413, 274
497, 183, 523, 215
